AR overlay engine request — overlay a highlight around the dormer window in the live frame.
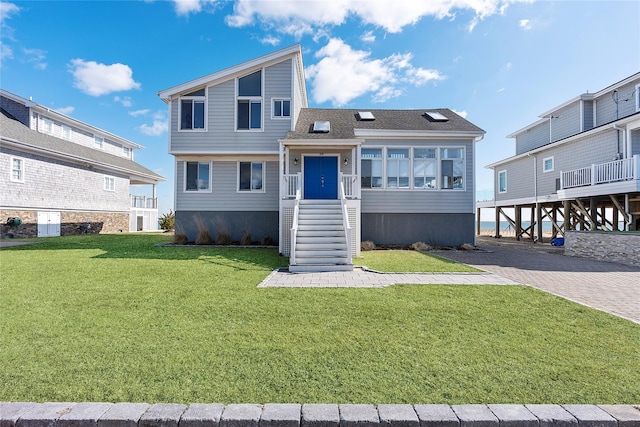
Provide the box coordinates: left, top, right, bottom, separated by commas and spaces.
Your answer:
180, 88, 206, 131
237, 70, 262, 130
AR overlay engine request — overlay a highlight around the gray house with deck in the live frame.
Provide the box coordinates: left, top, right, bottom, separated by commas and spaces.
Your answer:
158, 45, 485, 271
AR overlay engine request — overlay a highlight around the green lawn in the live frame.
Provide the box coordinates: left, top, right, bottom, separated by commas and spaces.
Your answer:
354, 250, 481, 272
1, 234, 638, 404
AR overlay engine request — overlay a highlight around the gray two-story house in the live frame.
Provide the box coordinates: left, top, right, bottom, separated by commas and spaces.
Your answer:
158, 45, 485, 271
480, 72, 640, 240
1, 89, 164, 238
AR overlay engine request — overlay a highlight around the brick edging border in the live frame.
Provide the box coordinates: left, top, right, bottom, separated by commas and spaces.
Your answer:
1, 402, 639, 427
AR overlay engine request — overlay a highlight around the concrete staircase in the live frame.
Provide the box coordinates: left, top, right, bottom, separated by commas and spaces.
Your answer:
289, 199, 353, 273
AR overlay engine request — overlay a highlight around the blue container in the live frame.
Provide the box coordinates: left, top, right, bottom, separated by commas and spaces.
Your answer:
551, 237, 564, 246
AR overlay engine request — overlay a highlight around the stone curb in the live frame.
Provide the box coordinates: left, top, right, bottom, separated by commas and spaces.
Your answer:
1, 404, 638, 427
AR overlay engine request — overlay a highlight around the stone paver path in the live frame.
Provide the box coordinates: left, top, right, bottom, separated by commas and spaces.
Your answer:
258, 268, 517, 288
435, 237, 640, 324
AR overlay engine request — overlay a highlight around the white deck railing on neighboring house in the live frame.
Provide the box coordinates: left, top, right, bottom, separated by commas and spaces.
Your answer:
560, 155, 639, 189
130, 195, 157, 209
340, 174, 359, 199
282, 173, 301, 199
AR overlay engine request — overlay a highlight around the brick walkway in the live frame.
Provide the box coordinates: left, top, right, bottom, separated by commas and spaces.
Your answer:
436, 237, 640, 324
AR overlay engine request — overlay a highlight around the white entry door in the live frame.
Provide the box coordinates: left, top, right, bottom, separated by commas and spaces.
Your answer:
37, 212, 61, 237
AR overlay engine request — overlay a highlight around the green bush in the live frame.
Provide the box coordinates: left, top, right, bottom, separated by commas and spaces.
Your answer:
159, 210, 175, 230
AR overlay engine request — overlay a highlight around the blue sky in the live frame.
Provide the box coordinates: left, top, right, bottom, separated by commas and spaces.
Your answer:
1, 0, 639, 216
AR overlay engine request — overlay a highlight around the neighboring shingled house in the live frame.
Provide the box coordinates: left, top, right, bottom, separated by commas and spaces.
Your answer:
158, 44, 485, 271
1, 89, 165, 238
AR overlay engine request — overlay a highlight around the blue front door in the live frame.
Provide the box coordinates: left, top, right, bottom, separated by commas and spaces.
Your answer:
304, 156, 338, 199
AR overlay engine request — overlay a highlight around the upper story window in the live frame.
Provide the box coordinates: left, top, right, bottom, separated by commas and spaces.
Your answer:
413, 148, 437, 189
636, 84, 640, 111
42, 117, 53, 134
62, 125, 71, 140
498, 170, 507, 193
361, 148, 383, 189
386, 148, 410, 188
185, 161, 210, 192
10, 157, 24, 183
122, 146, 131, 158
104, 176, 115, 191
237, 70, 262, 130
238, 161, 265, 192
180, 88, 206, 131
543, 156, 554, 173
94, 136, 104, 149
441, 148, 464, 189
272, 99, 291, 118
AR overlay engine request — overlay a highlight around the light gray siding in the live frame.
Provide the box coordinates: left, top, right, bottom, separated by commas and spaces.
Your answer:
170, 59, 293, 153
595, 80, 639, 126
1, 147, 130, 212
582, 100, 594, 130
292, 58, 305, 129
494, 156, 535, 201
550, 102, 581, 143
515, 120, 550, 154
360, 138, 475, 214
175, 160, 279, 211
631, 129, 640, 156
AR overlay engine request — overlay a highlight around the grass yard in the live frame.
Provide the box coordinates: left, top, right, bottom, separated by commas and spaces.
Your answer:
354, 250, 481, 272
0, 233, 638, 404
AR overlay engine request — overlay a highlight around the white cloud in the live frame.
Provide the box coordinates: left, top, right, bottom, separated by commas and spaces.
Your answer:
0, 2, 19, 25
497, 87, 506, 93
23, 48, 47, 70
0, 44, 12, 61
55, 106, 75, 115
452, 109, 468, 119
361, 30, 376, 43
519, 19, 532, 30
139, 120, 168, 136
114, 96, 133, 107
129, 109, 151, 117
173, 0, 202, 15
223, 0, 531, 36
306, 38, 444, 106
259, 35, 280, 46
69, 59, 141, 96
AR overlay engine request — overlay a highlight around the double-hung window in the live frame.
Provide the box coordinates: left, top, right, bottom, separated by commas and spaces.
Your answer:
498, 170, 507, 193
185, 161, 210, 191
94, 136, 104, 149
361, 148, 383, 188
543, 156, 554, 173
180, 88, 206, 130
42, 118, 53, 134
104, 176, 115, 191
272, 99, 291, 118
238, 162, 264, 192
62, 125, 71, 140
122, 146, 131, 158
237, 70, 262, 130
10, 157, 24, 183
413, 148, 437, 189
386, 148, 410, 188
441, 148, 464, 189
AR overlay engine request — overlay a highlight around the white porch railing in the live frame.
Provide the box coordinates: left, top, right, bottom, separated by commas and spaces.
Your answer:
130, 195, 157, 209
282, 173, 301, 199
340, 174, 359, 199
289, 188, 301, 266
339, 181, 353, 266
560, 155, 639, 189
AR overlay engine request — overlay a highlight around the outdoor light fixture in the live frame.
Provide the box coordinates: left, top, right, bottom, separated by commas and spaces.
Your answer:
294, 157, 298, 165
344, 158, 348, 165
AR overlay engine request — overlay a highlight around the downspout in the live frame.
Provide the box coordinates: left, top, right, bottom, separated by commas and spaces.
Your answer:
612, 124, 626, 159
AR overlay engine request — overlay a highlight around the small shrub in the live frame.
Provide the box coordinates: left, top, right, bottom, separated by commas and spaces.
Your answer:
240, 230, 252, 245
212, 216, 231, 245
361, 240, 376, 251
461, 243, 476, 251
216, 232, 232, 245
172, 233, 189, 245
411, 241, 432, 251
261, 236, 275, 246
159, 210, 175, 230
194, 216, 213, 245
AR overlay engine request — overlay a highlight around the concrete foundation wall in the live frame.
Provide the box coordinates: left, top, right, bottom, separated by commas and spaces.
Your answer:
362, 213, 475, 247
2, 402, 638, 427
176, 210, 279, 244
565, 231, 640, 267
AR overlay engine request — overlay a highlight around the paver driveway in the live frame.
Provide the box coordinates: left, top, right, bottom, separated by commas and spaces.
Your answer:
436, 236, 640, 324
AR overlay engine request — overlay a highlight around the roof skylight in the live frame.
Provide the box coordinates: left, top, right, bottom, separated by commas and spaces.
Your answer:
425, 111, 449, 122
357, 111, 375, 121
312, 120, 331, 133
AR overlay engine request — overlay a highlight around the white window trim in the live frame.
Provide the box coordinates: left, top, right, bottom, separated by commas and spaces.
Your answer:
178, 90, 207, 132
439, 147, 466, 191
237, 161, 266, 193
235, 69, 264, 132
386, 147, 412, 189
62, 125, 71, 140
183, 161, 212, 193
543, 156, 554, 173
636, 83, 640, 112
42, 117, 53, 134
360, 147, 385, 190
104, 176, 115, 191
94, 136, 104, 149
498, 170, 507, 194
271, 98, 291, 119
412, 147, 438, 190
10, 157, 25, 183
122, 146, 131, 157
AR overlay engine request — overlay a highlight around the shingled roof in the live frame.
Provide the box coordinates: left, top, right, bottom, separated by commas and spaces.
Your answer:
0, 112, 164, 183
285, 108, 485, 140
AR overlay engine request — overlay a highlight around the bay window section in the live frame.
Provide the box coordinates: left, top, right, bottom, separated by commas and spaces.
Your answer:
361, 148, 383, 189
441, 148, 464, 189
413, 148, 437, 188
237, 70, 262, 130
185, 161, 210, 192
239, 162, 264, 191
387, 148, 410, 188
180, 88, 206, 130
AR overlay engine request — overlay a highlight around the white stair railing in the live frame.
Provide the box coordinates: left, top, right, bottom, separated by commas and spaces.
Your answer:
282, 173, 301, 199
339, 181, 352, 266
289, 186, 301, 266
